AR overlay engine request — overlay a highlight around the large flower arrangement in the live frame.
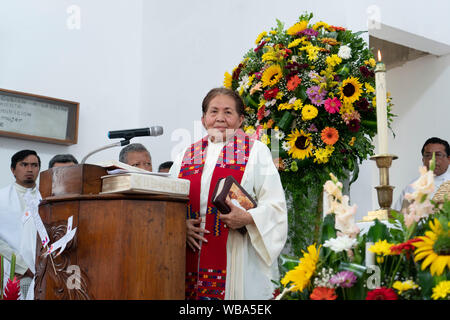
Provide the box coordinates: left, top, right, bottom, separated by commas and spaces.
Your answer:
274, 160, 449, 300
225, 12, 394, 253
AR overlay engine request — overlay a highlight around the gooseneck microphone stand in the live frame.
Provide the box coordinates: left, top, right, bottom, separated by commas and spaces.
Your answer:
80, 139, 130, 164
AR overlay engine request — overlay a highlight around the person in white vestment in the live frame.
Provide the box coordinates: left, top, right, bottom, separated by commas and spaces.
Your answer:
170, 87, 287, 300
394, 137, 450, 211
0, 150, 42, 299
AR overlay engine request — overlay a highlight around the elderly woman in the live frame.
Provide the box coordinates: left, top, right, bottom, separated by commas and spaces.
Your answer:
170, 87, 287, 300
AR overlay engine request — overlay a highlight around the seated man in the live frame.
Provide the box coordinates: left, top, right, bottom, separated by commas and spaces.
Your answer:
158, 161, 173, 173
394, 137, 450, 211
48, 154, 79, 168
119, 143, 152, 172
0, 149, 42, 299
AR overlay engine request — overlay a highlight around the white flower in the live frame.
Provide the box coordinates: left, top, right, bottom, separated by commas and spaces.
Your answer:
274, 129, 285, 140
266, 99, 277, 107
324, 180, 343, 200
281, 141, 291, 152
405, 166, 435, 203
333, 195, 360, 238
338, 45, 352, 59
238, 75, 250, 92
323, 235, 357, 253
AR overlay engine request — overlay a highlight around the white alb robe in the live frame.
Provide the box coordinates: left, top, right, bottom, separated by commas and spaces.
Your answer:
170, 137, 288, 300
0, 182, 41, 299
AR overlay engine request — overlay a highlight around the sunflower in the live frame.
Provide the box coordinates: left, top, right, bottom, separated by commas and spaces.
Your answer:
287, 20, 308, 36
302, 104, 318, 121
281, 244, 321, 292
286, 129, 314, 160
254, 31, 267, 44
339, 76, 362, 104
321, 127, 339, 145
261, 64, 283, 87
223, 72, 232, 89
413, 218, 450, 276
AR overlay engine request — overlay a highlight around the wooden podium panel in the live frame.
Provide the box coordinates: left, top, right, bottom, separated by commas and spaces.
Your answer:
35, 165, 188, 300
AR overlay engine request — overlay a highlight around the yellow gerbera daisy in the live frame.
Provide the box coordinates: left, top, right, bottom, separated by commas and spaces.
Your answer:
393, 280, 418, 295
260, 134, 270, 145
287, 20, 308, 36
281, 244, 321, 292
288, 38, 303, 48
313, 21, 330, 31
413, 218, 450, 276
286, 129, 314, 160
223, 71, 232, 89
261, 64, 283, 87
313, 146, 333, 164
244, 126, 255, 135
302, 104, 318, 121
339, 76, 362, 104
369, 239, 395, 263
278, 103, 293, 111
325, 54, 342, 68
431, 280, 450, 300
364, 82, 375, 93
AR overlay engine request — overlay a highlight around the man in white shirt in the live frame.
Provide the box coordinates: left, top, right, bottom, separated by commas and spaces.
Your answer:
394, 137, 450, 211
0, 149, 42, 299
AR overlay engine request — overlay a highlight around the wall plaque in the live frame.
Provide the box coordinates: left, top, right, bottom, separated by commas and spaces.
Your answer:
0, 88, 79, 145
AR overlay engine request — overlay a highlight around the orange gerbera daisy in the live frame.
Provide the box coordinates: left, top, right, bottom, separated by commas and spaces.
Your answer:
287, 75, 302, 91
321, 127, 339, 145
310, 287, 337, 300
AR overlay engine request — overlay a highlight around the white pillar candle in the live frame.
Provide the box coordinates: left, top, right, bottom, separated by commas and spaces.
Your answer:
365, 241, 375, 266
375, 50, 388, 155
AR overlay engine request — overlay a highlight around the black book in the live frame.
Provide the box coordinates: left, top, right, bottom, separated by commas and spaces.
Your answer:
211, 175, 257, 235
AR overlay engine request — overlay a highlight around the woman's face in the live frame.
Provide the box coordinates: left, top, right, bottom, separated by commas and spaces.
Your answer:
202, 94, 244, 141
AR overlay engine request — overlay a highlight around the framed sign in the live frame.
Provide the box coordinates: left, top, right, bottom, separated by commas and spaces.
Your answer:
0, 88, 79, 145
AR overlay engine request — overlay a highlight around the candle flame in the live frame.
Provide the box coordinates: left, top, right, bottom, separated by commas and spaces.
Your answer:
377, 50, 382, 62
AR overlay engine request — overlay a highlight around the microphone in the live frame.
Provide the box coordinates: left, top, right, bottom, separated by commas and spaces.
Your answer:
108, 126, 163, 140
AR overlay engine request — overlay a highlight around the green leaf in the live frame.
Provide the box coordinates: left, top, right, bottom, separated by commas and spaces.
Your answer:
320, 213, 337, 243
367, 219, 389, 242
278, 111, 294, 132
360, 120, 377, 129
338, 262, 367, 278
279, 254, 299, 276
352, 30, 367, 37
416, 269, 434, 299
244, 95, 259, 109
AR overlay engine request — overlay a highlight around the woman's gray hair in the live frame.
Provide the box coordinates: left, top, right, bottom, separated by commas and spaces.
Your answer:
119, 143, 151, 163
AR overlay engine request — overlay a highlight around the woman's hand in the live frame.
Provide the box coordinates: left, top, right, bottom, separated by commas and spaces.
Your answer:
186, 217, 210, 252
218, 198, 255, 230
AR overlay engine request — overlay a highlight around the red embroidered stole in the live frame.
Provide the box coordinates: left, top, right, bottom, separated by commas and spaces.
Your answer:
178, 129, 254, 300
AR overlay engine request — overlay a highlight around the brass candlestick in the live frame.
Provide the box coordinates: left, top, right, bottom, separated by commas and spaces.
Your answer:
370, 154, 398, 219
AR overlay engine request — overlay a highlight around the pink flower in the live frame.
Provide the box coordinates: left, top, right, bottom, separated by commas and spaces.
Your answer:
324, 97, 341, 114
4, 276, 21, 300
330, 271, 357, 288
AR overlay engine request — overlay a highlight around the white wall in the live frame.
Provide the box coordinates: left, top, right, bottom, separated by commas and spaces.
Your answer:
0, 0, 143, 186
0, 0, 448, 223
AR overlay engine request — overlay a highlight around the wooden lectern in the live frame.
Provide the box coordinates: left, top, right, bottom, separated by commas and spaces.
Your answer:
34, 164, 187, 300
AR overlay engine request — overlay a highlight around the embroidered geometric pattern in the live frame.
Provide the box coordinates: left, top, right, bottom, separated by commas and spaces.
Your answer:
206, 206, 221, 236
179, 164, 204, 178
197, 268, 227, 300
186, 204, 200, 220
185, 272, 198, 299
